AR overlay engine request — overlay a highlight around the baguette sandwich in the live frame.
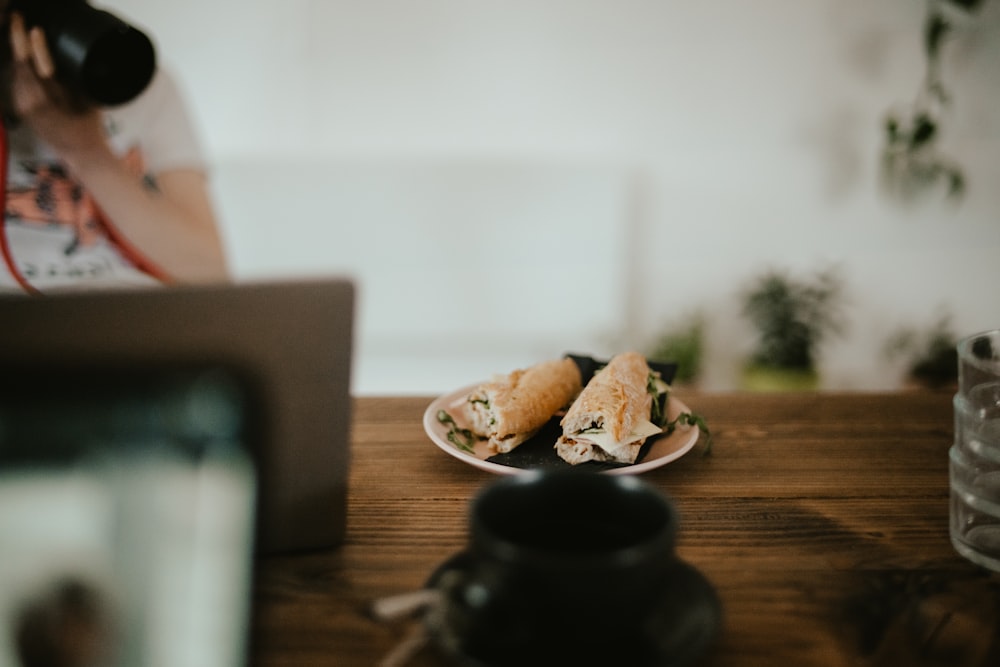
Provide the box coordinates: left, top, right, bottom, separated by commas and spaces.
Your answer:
463, 357, 583, 454
555, 351, 667, 465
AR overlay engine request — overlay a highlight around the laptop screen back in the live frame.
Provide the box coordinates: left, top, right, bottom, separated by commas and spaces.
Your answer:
0, 278, 355, 555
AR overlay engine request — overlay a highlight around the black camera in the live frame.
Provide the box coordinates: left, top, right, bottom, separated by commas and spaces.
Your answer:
11, 0, 156, 106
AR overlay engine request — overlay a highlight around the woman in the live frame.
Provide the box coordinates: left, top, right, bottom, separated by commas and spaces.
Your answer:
0, 6, 228, 293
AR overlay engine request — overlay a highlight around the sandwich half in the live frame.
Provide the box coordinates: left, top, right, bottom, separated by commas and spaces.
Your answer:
463, 357, 583, 454
555, 351, 667, 465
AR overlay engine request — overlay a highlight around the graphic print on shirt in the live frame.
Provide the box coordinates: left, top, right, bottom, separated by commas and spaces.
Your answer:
5, 161, 103, 253
1, 147, 159, 291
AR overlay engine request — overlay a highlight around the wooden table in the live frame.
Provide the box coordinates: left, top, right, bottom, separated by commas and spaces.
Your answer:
251, 392, 1000, 667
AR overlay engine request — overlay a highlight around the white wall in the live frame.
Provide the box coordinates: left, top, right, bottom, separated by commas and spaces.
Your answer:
105, 0, 1000, 393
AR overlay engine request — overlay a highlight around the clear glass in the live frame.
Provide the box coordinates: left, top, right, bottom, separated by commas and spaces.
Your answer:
951, 333, 1000, 571
958, 329, 1000, 400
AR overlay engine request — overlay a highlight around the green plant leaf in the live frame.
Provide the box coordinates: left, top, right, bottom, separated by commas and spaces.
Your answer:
664, 411, 712, 456
436, 410, 477, 453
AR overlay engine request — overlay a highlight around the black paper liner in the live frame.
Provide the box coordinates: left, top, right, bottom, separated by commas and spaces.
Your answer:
484, 354, 679, 472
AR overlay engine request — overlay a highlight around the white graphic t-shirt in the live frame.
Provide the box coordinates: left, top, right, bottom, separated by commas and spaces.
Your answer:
0, 70, 206, 294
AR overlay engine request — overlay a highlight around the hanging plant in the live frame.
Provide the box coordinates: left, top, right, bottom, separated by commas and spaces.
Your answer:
879, 0, 985, 202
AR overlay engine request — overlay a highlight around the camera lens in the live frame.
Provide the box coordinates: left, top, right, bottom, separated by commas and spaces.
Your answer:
67, 19, 156, 106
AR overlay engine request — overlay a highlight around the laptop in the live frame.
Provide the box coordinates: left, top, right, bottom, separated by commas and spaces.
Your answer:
0, 278, 355, 555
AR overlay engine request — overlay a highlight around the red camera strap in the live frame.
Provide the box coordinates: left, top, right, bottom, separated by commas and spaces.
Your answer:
0, 121, 39, 294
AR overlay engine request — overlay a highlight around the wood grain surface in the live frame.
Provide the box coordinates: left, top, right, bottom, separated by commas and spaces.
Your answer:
250, 392, 1000, 667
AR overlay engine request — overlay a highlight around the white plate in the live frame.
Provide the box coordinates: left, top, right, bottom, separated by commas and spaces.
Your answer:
423, 384, 700, 475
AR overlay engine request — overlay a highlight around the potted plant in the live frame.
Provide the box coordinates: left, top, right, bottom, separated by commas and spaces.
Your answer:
740, 268, 846, 391
884, 314, 958, 390
648, 314, 705, 387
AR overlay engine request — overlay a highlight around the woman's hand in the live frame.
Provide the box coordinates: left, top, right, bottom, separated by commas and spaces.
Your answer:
8, 11, 107, 157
